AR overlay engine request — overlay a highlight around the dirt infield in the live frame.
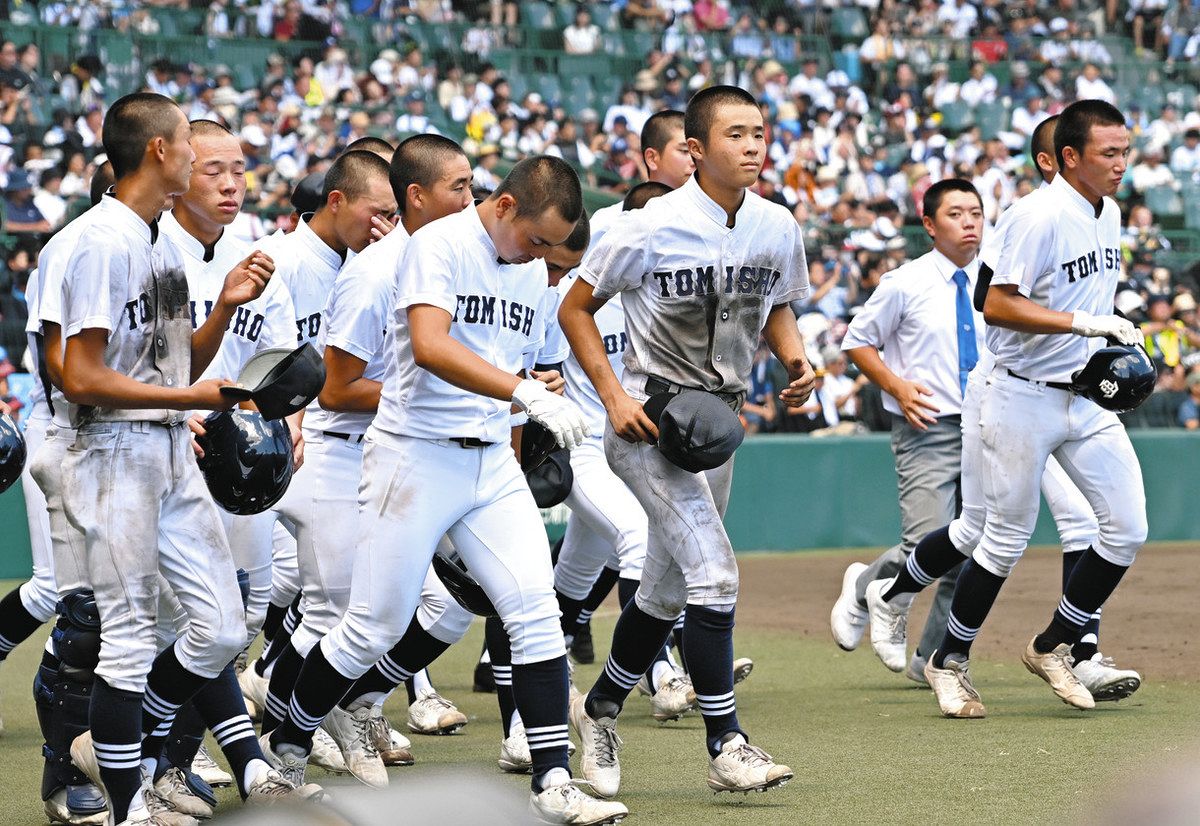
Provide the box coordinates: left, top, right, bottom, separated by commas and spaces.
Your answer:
737, 543, 1198, 680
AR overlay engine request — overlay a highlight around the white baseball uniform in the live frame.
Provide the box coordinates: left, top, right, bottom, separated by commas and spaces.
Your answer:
159, 210, 297, 641
58, 197, 245, 692
975, 174, 1146, 577
319, 204, 564, 681
580, 176, 809, 620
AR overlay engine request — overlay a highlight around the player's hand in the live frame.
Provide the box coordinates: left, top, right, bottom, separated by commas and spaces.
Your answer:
290, 423, 305, 470
187, 413, 208, 458
369, 214, 396, 243
187, 378, 243, 411
606, 391, 659, 444
1071, 311, 1141, 346
220, 250, 275, 307
530, 368, 565, 395
893, 379, 940, 430
512, 378, 589, 449
779, 359, 816, 408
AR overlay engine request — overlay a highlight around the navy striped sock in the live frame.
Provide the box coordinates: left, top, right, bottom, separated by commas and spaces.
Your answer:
884, 527, 967, 600
586, 602, 674, 715
90, 677, 144, 824
190, 663, 260, 798
141, 645, 209, 764
0, 584, 45, 662
933, 560, 1006, 667
1035, 549, 1127, 654
256, 596, 302, 677
261, 643, 303, 735
512, 655, 571, 789
1061, 549, 1102, 659
485, 616, 518, 736
270, 643, 354, 755
681, 604, 743, 757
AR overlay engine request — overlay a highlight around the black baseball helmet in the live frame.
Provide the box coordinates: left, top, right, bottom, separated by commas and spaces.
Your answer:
195, 411, 294, 515
432, 551, 498, 617
1070, 345, 1156, 413
0, 413, 26, 494
526, 448, 573, 508
520, 419, 559, 473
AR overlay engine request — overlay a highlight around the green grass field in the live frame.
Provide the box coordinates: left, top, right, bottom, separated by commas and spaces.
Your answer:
0, 558, 1197, 825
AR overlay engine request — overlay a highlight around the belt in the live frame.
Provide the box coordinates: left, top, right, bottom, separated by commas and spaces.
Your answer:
1006, 369, 1073, 392
644, 375, 740, 410
324, 431, 366, 444
448, 436, 495, 448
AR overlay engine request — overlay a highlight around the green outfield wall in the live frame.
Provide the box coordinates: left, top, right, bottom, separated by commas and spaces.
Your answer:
3, 431, 1197, 577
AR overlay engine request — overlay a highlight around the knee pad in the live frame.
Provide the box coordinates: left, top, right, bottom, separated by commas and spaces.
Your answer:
52, 589, 101, 679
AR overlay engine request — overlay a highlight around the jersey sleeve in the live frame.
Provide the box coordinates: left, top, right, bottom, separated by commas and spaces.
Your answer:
772, 219, 811, 306
534, 288, 569, 365
257, 274, 298, 352
578, 211, 651, 300
841, 270, 905, 351
325, 268, 390, 364
61, 232, 127, 338
394, 230, 458, 315
990, 204, 1057, 297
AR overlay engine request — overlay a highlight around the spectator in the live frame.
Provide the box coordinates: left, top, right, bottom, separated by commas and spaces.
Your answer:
1131, 145, 1179, 194
959, 61, 998, 107
924, 62, 959, 110
1127, 0, 1169, 54
624, 0, 670, 30
471, 144, 502, 194
394, 90, 440, 135
545, 119, 596, 174
820, 345, 860, 422
1142, 295, 1200, 385
859, 18, 906, 68
1075, 62, 1116, 104
938, 0, 979, 38
1170, 128, 1200, 178
58, 54, 105, 111
730, 14, 764, 59
1000, 62, 1039, 108
1179, 369, 1200, 429
1040, 17, 1074, 64
315, 46, 355, 101
692, 0, 732, 32
1011, 93, 1049, 140
742, 343, 777, 435
789, 58, 830, 105
604, 90, 648, 133
3, 170, 51, 234
563, 7, 602, 55
0, 41, 30, 90
32, 166, 66, 230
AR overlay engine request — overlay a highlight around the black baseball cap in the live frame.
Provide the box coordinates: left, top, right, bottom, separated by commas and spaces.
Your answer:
643, 390, 744, 473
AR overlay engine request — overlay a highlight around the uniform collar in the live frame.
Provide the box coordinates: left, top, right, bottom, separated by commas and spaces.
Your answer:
466, 202, 500, 262
100, 192, 159, 245
928, 247, 979, 283
682, 174, 738, 229
1050, 173, 1106, 220
159, 209, 225, 263
294, 214, 345, 270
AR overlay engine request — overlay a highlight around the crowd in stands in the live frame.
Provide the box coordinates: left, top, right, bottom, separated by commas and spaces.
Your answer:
3, 0, 1200, 430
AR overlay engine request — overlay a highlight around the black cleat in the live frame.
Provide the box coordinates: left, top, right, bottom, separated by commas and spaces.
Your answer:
571, 622, 595, 665
473, 660, 496, 693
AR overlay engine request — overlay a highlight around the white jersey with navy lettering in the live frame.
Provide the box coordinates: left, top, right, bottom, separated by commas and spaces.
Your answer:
305, 222, 411, 437
556, 273, 627, 437
580, 175, 809, 400
60, 196, 192, 426
586, 202, 621, 253
160, 211, 296, 383
987, 174, 1123, 383
372, 205, 550, 444
23, 268, 49, 420
253, 216, 344, 349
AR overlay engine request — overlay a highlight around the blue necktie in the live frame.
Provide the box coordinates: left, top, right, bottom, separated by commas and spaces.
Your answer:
953, 269, 978, 396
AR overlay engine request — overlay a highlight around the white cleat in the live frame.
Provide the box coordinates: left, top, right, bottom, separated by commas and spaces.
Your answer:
499, 720, 533, 773
68, 732, 109, 806
905, 653, 929, 686
367, 706, 415, 767
636, 671, 694, 722
830, 562, 869, 650
322, 705, 389, 788
135, 777, 201, 826
924, 653, 986, 719
407, 689, 469, 735
244, 764, 326, 804
237, 665, 269, 724
865, 577, 913, 672
192, 746, 233, 789
707, 735, 793, 794
1021, 639, 1095, 710
258, 732, 312, 789
310, 727, 351, 774
529, 775, 628, 825
732, 657, 754, 684
1072, 653, 1142, 702
43, 787, 109, 826
569, 695, 621, 798
153, 767, 214, 819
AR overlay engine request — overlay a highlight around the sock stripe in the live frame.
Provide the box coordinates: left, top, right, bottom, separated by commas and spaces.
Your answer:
946, 613, 979, 642
905, 554, 936, 586
0, 632, 17, 653
376, 654, 413, 687
150, 716, 175, 738
213, 717, 257, 746
143, 687, 178, 719
673, 615, 685, 630
1056, 596, 1092, 627
287, 697, 325, 732
576, 609, 594, 624
264, 692, 289, 720
282, 608, 300, 634
211, 714, 253, 738
602, 657, 640, 690
491, 665, 513, 687
94, 740, 143, 770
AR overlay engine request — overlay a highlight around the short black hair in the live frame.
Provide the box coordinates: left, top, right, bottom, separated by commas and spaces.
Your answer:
343, 136, 395, 160
490, 155, 583, 223
1031, 114, 1059, 182
641, 109, 684, 157
684, 85, 758, 143
1054, 99, 1126, 170
922, 178, 982, 219
188, 118, 234, 139
102, 92, 185, 179
90, 161, 115, 206
622, 180, 672, 211
321, 149, 392, 205
563, 212, 591, 252
390, 133, 466, 212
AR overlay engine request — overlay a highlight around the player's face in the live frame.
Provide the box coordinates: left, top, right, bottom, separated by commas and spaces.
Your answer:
543, 246, 585, 287
926, 190, 983, 260
689, 103, 764, 191
334, 177, 398, 253
651, 128, 695, 189
1074, 123, 1129, 200
179, 133, 246, 228
495, 201, 575, 265
416, 156, 473, 222
162, 112, 196, 196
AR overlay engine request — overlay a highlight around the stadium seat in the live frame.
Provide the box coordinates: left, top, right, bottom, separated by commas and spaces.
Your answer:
938, 100, 975, 133
830, 7, 868, 41
975, 101, 1010, 140
589, 4, 616, 30
519, 1, 555, 30
1145, 185, 1184, 218
535, 75, 563, 105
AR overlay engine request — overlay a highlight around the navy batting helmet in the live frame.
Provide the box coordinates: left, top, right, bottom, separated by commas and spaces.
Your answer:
432, 551, 497, 617
1070, 345, 1156, 413
0, 413, 26, 494
195, 411, 294, 515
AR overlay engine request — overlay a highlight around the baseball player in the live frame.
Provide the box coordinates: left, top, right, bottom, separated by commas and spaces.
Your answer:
860, 113, 1142, 713
559, 86, 811, 798
256, 135, 469, 783
54, 93, 274, 825
828, 178, 986, 681
260, 157, 628, 824
916, 99, 1146, 716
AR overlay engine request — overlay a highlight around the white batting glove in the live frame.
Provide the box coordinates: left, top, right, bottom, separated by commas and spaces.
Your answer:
1071, 311, 1142, 346
512, 379, 590, 450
